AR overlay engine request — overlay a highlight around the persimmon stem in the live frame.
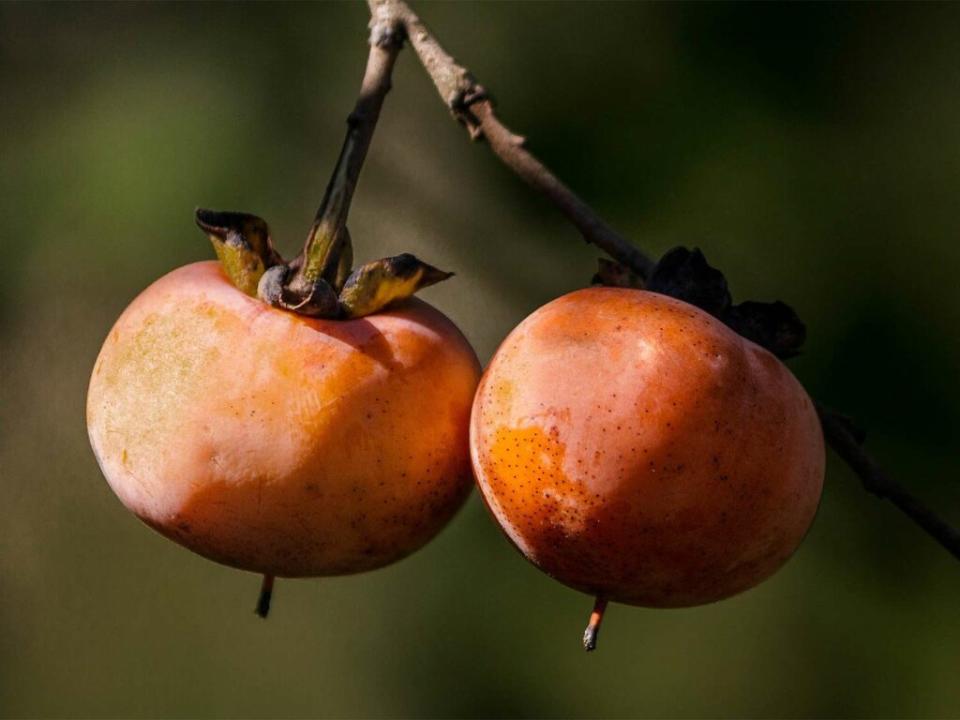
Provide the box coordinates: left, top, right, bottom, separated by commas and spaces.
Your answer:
286, 8, 404, 297
368, 0, 960, 566
582, 596, 608, 652
255, 574, 275, 619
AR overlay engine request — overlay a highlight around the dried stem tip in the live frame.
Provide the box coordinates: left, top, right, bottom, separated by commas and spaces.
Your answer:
582, 596, 608, 652
255, 574, 275, 619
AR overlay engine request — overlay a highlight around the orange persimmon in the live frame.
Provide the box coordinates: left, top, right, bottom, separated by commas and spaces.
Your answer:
88, 260, 480, 578
470, 287, 824, 618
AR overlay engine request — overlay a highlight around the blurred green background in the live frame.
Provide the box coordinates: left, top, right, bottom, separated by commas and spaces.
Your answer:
2, 2, 959, 717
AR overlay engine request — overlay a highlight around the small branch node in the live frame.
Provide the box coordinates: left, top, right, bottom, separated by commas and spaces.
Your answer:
456, 84, 489, 110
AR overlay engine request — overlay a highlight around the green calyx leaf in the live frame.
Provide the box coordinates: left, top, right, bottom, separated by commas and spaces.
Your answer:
195, 209, 283, 296
339, 253, 453, 319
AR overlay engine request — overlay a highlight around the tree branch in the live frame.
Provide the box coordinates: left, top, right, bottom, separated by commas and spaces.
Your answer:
818, 405, 960, 560
367, 0, 656, 280
368, 0, 960, 562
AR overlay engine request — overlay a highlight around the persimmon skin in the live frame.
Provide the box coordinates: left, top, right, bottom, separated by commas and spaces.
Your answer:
470, 287, 824, 607
87, 261, 480, 577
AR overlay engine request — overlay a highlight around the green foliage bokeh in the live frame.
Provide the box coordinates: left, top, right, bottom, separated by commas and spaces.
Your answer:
2, 3, 959, 717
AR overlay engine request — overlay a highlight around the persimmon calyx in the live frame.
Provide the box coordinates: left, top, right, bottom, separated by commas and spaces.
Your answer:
594, 247, 806, 359
195, 209, 283, 297
258, 248, 451, 319
196, 209, 451, 319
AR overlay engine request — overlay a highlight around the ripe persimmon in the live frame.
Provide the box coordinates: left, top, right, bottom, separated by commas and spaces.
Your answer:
88, 260, 479, 586
470, 286, 824, 648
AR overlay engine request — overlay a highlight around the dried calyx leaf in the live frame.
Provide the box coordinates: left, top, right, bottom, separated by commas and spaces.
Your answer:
646, 247, 731, 318
339, 253, 453, 319
724, 300, 806, 359
595, 246, 806, 359
195, 209, 283, 297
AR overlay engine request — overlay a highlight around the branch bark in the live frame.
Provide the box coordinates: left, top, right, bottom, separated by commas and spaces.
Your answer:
367, 0, 960, 562
301, 10, 403, 278
818, 405, 960, 560
367, 0, 656, 280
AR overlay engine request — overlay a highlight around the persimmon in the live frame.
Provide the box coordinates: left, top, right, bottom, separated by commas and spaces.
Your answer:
470, 283, 824, 649
88, 259, 479, 584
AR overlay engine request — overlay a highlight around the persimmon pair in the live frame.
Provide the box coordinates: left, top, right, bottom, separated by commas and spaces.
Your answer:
87, 218, 824, 650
